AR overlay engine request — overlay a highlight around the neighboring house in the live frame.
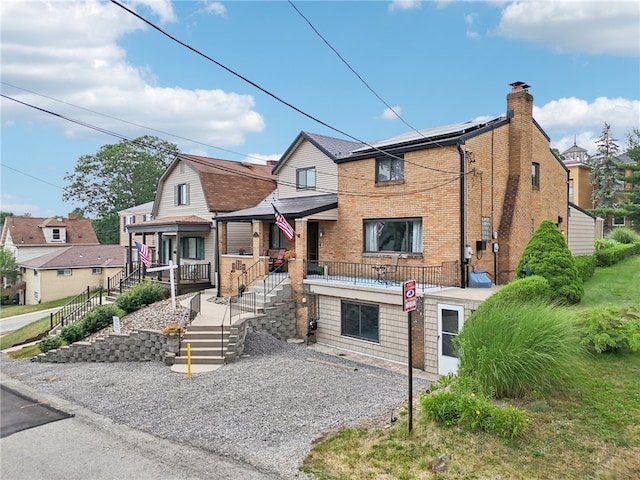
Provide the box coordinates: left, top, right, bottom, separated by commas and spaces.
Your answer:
118, 201, 156, 265
565, 141, 637, 229
0, 214, 99, 263
123, 154, 277, 293
218, 82, 569, 377
19, 245, 123, 305
568, 202, 604, 256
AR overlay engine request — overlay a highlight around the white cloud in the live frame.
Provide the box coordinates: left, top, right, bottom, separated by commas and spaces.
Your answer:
389, 0, 422, 12
202, 1, 227, 17
0, 193, 59, 217
129, 0, 177, 24
535, 96, 640, 154
379, 106, 403, 120
495, 1, 640, 56
465, 13, 480, 39
0, 0, 264, 147
240, 153, 281, 165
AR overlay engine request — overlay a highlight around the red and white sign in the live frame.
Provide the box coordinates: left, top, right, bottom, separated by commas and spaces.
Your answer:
403, 280, 417, 312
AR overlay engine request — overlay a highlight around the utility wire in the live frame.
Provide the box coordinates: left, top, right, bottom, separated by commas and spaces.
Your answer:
109, 0, 461, 176
0, 162, 64, 190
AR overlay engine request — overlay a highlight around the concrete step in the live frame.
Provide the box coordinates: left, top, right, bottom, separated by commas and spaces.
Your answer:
185, 325, 226, 333
174, 355, 225, 365
180, 339, 228, 348
179, 346, 227, 356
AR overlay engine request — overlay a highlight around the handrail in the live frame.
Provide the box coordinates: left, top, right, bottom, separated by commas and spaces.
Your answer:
236, 258, 267, 296
118, 264, 143, 293
302, 259, 461, 291
262, 263, 289, 304
107, 268, 125, 293
50, 286, 103, 332
188, 291, 201, 324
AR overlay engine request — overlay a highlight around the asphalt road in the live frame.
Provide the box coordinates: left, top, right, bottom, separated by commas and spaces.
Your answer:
0, 307, 61, 335
0, 375, 282, 480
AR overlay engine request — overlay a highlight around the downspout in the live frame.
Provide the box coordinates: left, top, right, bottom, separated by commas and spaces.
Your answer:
457, 143, 467, 288
212, 215, 221, 297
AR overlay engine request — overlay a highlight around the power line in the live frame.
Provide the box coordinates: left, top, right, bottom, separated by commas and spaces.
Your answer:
0, 162, 64, 190
108, 0, 461, 176
0, 81, 270, 165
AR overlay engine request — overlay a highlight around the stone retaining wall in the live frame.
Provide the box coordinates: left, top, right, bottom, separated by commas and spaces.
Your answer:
32, 329, 174, 363
245, 299, 297, 340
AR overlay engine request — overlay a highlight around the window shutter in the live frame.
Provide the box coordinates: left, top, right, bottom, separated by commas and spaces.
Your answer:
197, 237, 204, 259
185, 184, 190, 205
174, 185, 179, 206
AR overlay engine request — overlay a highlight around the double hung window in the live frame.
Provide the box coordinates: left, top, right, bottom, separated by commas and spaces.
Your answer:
296, 167, 316, 190
376, 155, 404, 183
364, 218, 422, 253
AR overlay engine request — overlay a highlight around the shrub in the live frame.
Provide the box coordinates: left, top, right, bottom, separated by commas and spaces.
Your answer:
59, 322, 87, 344
606, 227, 640, 244
38, 335, 64, 353
477, 276, 551, 314
580, 303, 640, 353
516, 219, 583, 304
455, 301, 587, 399
83, 304, 125, 335
116, 280, 164, 313
595, 238, 619, 251
420, 378, 530, 439
574, 255, 596, 283
594, 242, 640, 267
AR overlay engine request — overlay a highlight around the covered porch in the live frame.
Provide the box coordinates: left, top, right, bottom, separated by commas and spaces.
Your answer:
122, 215, 215, 294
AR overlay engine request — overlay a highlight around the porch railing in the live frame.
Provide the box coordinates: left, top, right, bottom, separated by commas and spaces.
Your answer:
150, 262, 212, 284
303, 260, 460, 291
50, 286, 103, 331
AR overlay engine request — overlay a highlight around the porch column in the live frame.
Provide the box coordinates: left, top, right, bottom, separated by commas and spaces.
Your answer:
128, 231, 133, 274
290, 218, 308, 338
251, 220, 267, 275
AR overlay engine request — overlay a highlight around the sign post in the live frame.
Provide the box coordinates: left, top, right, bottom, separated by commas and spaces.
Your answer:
146, 260, 178, 312
403, 280, 417, 433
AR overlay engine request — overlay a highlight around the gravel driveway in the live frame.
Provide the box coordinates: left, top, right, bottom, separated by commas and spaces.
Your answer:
1, 332, 432, 479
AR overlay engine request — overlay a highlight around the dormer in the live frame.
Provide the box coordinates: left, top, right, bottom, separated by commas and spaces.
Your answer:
39, 217, 68, 243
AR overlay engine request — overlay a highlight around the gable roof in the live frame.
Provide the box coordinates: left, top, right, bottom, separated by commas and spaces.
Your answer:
1, 216, 99, 246
119, 201, 154, 215
153, 154, 277, 215
271, 131, 363, 174
19, 244, 124, 270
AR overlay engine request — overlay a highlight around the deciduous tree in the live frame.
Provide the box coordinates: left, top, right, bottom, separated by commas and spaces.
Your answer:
63, 136, 178, 243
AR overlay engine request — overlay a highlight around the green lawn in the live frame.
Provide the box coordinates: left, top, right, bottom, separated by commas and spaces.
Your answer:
0, 295, 77, 319
302, 255, 640, 480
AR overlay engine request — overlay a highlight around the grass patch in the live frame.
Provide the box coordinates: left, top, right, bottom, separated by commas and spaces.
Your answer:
8, 344, 41, 359
578, 255, 640, 309
0, 315, 52, 350
0, 295, 77, 319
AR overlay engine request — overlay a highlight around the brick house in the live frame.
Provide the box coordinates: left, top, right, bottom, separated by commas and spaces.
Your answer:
217, 82, 570, 377
120, 154, 276, 294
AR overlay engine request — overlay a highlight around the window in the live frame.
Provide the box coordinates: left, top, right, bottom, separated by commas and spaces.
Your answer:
175, 183, 190, 206
92, 267, 102, 274
376, 155, 404, 183
270, 223, 288, 249
124, 215, 135, 231
364, 218, 422, 253
481, 217, 491, 241
568, 179, 574, 203
57, 269, 72, 276
612, 216, 626, 227
296, 167, 316, 190
143, 214, 154, 221
531, 162, 540, 189
180, 237, 205, 260
52, 228, 60, 240
341, 300, 379, 343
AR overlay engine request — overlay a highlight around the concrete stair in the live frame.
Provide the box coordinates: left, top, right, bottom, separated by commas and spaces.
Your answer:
174, 324, 227, 366
246, 277, 290, 313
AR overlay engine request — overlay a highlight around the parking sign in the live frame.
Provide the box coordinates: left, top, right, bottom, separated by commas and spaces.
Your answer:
403, 280, 417, 312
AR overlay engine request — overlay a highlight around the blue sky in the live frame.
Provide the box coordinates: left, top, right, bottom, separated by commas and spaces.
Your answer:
2, 0, 639, 218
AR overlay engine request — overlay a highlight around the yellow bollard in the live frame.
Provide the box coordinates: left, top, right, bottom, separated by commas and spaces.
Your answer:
187, 343, 192, 379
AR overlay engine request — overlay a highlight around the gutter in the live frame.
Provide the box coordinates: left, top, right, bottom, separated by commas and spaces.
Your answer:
457, 143, 467, 288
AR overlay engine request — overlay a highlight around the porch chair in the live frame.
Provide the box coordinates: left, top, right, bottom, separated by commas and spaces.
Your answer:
269, 249, 286, 271
384, 254, 401, 284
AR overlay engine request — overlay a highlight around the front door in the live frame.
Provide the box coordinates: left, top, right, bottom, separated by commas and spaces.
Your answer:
161, 237, 173, 264
437, 304, 464, 375
307, 222, 319, 274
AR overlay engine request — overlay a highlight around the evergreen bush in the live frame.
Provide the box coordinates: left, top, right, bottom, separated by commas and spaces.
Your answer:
478, 276, 551, 314
83, 304, 125, 334
574, 255, 596, 283
116, 280, 164, 313
516, 219, 583, 304
38, 336, 64, 353
59, 322, 87, 344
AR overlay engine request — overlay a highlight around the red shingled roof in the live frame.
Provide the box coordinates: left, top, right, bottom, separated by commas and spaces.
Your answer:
2, 216, 99, 246
179, 155, 277, 212
19, 244, 124, 269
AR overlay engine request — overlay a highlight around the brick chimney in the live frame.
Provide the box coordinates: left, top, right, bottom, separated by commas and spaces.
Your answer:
68, 212, 76, 219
